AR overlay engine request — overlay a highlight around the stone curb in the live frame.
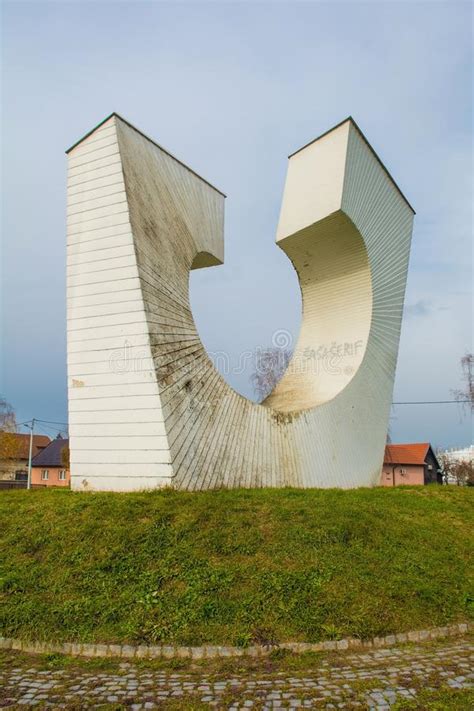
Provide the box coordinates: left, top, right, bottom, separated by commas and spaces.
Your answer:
0, 622, 470, 660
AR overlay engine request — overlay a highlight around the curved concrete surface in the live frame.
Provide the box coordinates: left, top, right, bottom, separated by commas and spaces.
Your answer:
66, 114, 414, 490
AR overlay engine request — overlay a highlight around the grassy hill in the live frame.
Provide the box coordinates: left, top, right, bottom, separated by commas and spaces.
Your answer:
1, 486, 472, 647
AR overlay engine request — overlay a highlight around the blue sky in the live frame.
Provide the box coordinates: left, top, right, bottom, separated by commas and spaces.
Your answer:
1, 1, 472, 447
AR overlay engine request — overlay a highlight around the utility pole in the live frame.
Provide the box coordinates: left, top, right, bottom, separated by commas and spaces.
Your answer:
26, 418, 35, 490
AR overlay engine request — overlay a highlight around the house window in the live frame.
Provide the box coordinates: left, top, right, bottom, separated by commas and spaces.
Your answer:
58, 470, 66, 481
400, 468, 407, 475
15, 470, 28, 481
41, 470, 49, 480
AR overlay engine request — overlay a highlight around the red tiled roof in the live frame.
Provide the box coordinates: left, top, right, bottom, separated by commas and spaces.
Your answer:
1, 433, 51, 460
384, 443, 430, 466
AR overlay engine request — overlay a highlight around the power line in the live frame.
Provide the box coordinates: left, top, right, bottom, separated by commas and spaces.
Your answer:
35, 419, 69, 426
35, 420, 68, 432
12, 400, 472, 435
34, 423, 54, 438
17, 419, 68, 430
392, 400, 471, 405
35, 422, 68, 438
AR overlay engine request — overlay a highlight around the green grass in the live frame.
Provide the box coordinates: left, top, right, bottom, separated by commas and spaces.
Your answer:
0, 486, 472, 646
392, 687, 474, 710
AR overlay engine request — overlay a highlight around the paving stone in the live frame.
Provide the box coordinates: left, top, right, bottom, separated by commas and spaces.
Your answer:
0, 637, 472, 709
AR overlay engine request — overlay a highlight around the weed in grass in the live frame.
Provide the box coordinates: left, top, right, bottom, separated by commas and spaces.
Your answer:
392, 686, 474, 710
1, 486, 472, 647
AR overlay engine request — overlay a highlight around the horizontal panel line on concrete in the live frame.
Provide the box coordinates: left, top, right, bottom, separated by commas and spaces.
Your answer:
72, 440, 169, 450
68, 343, 150, 356
68, 133, 118, 160
67, 251, 137, 269
68, 411, 165, 423
67, 149, 120, 172
66, 287, 141, 302
67, 309, 144, 323
69, 387, 159, 401
68, 140, 119, 165
71, 457, 172, 464
70, 434, 165, 438
66, 346, 149, 360
68, 186, 125, 207
67, 224, 132, 242
66, 140, 121, 164
67, 156, 123, 181
68, 344, 153, 356
67, 350, 150, 365
67, 236, 133, 256
67, 244, 135, 262
67, 201, 129, 225
68, 408, 166, 414
69, 475, 172, 479
67, 262, 138, 279
67, 211, 131, 235
69, 419, 165, 425
67, 220, 131, 242
68, 371, 153, 383
67, 273, 140, 289
71, 456, 171, 460
69, 122, 117, 150
71, 464, 172, 468
68, 397, 162, 408
67, 370, 153, 380
67, 245, 134, 262
67, 315, 147, 332
67, 207, 130, 227
70, 448, 168, 454
67, 193, 127, 216
67, 134, 119, 160
69, 382, 160, 395
67, 174, 124, 197
67, 152, 122, 174
68, 392, 160, 401
70, 441, 168, 448
68, 330, 149, 346
67, 170, 124, 191
67, 260, 139, 278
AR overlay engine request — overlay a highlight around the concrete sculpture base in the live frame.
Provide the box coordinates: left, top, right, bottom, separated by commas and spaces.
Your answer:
66, 115, 414, 490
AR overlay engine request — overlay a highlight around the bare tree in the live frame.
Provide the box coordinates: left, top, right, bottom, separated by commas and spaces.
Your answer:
439, 453, 474, 486
251, 347, 292, 402
452, 352, 473, 412
0, 397, 19, 460
61, 443, 70, 469
0, 397, 17, 432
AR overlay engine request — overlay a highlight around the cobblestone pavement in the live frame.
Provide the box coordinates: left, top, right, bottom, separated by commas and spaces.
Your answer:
0, 638, 472, 709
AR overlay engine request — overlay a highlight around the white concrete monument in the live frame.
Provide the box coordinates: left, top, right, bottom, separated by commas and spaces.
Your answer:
66, 114, 414, 490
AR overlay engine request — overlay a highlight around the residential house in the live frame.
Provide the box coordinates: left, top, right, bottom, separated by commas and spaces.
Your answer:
31, 435, 70, 488
381, 443, 442, 486
0, 432, 50, 481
